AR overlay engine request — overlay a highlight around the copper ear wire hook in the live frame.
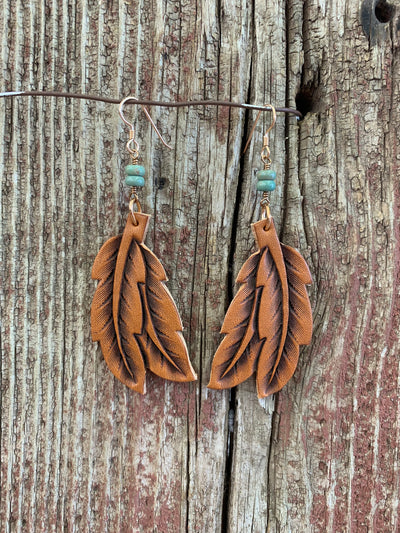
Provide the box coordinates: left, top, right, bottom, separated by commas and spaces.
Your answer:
118, 96, 173, 156
119, 96, 172, 224
243, 104, 277, 156
242, 104, 276, 223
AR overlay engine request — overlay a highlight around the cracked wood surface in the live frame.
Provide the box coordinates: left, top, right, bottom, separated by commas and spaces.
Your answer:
1, 1, 399, 532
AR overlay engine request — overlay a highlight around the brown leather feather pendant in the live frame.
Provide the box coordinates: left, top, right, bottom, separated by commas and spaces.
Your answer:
208, 216, 312, 398
91, 211, 197, 393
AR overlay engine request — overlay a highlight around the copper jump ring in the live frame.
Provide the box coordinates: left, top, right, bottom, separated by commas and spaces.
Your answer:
260, 194, 271, 222
129, 194, 142, 225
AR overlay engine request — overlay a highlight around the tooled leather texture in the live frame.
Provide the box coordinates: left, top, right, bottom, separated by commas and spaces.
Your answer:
208, 217, 312, 398
91, 212, 197, 394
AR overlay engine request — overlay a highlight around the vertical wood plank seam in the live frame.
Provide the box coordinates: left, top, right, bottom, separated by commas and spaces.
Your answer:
220, 46, 255, 529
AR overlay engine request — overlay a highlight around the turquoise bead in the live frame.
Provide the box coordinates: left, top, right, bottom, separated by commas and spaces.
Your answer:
257, 180, 276, 192
125, 164, 145, 176
257, 169, 276, 180
125, 175, 145, 187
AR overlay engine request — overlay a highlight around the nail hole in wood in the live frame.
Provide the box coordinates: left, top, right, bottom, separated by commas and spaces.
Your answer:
155, 177, 166, 190
375, 0, 395, 23
295, 85, 317, 119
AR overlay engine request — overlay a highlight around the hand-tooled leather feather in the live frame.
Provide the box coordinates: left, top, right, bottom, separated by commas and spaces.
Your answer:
91, 212, 197, 393
208, 217, 312, 398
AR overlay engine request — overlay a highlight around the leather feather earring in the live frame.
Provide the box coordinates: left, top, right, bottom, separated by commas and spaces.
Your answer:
208, 105, 312, 398
91, 96, 197, 393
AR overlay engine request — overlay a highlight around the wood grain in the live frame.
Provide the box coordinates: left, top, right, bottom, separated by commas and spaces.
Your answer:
1, 0, 399, 532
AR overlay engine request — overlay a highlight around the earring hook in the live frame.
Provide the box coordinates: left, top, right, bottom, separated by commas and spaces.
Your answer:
119, 96, 172, 154
243, 104, 276, 155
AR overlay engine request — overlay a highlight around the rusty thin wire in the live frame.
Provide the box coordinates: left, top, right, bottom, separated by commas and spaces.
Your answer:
0, 90, 303, 119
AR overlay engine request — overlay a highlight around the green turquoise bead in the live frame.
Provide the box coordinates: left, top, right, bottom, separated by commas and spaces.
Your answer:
125, 175, 145, 187
125, 164, 145, 176
257, 169, 276, 180
257, 180, 276, 192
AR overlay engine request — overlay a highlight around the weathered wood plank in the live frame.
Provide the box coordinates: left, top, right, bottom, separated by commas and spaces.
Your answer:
225, 0, 288, 530
266, 0, 400, 531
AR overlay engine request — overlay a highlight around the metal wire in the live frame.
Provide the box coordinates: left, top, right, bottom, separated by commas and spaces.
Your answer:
0, 90, 303, 119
